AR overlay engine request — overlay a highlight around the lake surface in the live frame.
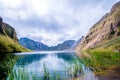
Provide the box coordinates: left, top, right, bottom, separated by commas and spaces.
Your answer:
9, 51, 98, 80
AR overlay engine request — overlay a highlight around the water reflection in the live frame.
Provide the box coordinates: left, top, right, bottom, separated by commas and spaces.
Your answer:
12, 51, 98, 80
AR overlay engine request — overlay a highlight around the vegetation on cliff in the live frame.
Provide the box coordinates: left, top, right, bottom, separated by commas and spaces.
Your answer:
76, 2, 120, 79
0, 17, 29, 53
0, 34, 29, 53
76, 1, 120, 50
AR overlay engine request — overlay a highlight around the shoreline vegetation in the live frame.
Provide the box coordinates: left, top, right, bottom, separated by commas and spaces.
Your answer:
77, 36, 120, 80
82, 51, 120, 80
1, 47, 120, 80
0, 54, 87, 80
0, 47, 120, 80
75, 1, 120, 79
0, 54, 18, 80
0, 1, 120, 79
0, 37, 120, 80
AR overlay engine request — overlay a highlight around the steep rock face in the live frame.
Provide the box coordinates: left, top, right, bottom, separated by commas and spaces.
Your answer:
76, 1, 120, 50
0, 17, 28, 53
0, 17, 18, 41
2, 23, 18, 41
0, 17, 3, 34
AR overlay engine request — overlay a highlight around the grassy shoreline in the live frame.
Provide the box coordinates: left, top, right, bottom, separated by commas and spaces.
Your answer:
76, 37, 120, 80
76, 50, 120, 80
0, 54, 19, 80
78, 36, 120, 72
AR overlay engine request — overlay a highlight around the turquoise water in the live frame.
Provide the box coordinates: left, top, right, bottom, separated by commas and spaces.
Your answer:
9, 51, 98, 80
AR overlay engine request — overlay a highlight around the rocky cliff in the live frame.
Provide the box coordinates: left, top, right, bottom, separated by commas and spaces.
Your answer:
0, 17, 18, 42
0, 17, 29, 53
76, 1, 120, 50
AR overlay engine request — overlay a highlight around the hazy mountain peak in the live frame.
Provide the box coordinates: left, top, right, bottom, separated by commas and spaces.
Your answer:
19, 38, 76, 51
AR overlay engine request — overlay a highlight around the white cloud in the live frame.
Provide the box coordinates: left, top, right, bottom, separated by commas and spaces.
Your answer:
0, 0, 119, 46
0, 0, 22, 8
30, 0, 50, 16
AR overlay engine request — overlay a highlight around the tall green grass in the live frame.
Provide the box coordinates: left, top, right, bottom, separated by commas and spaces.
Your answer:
67, 57, 83, 78
80, 37, 120, 72
7, 68, 39, 80
0, 54, 18, 80
80, 50, 120, 72
93, 36, 120, 51
3, 57, 85, 80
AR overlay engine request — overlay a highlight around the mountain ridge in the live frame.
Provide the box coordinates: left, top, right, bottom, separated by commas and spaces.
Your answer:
19, 37, 76, 51
76, 1, 120, 50
19, 37, 50, 51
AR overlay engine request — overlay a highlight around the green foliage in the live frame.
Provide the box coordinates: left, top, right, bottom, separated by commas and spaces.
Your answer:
79, 36, 120, 73
0, 54, 18, 80
0, 55, 38, 80
67, 57, 83, 78
81, 50, 120, 72
1, 56, 85, 80
94, 36, 120, 51
7, 68, 38, 80
0, 34, 30, 53
43, 64, 50, 80
118, 26, 120, 31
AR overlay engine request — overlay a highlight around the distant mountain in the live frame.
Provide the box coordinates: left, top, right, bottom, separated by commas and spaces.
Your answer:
72, 36, 84, 48
19, 38, 76, 51
0, 17, 29, 53
50, 40, 76, 50
19, 38, 49, 51
76, 1, 120, 50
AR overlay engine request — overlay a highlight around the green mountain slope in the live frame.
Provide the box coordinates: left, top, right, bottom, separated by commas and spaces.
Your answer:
0, 17, 29, 53
0, 34, 29, 53
92, 36, 120, 51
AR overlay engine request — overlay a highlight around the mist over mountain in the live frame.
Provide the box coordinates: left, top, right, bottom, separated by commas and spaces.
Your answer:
19, 38, 49, 51
19, 37, 76, 51
50, 40, 76, 50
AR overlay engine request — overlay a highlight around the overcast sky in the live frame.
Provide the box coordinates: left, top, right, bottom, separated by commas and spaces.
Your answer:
0, 0, 119, 46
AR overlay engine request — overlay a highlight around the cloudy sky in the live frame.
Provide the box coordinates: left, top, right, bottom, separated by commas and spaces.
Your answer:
0, 0, 119, 46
